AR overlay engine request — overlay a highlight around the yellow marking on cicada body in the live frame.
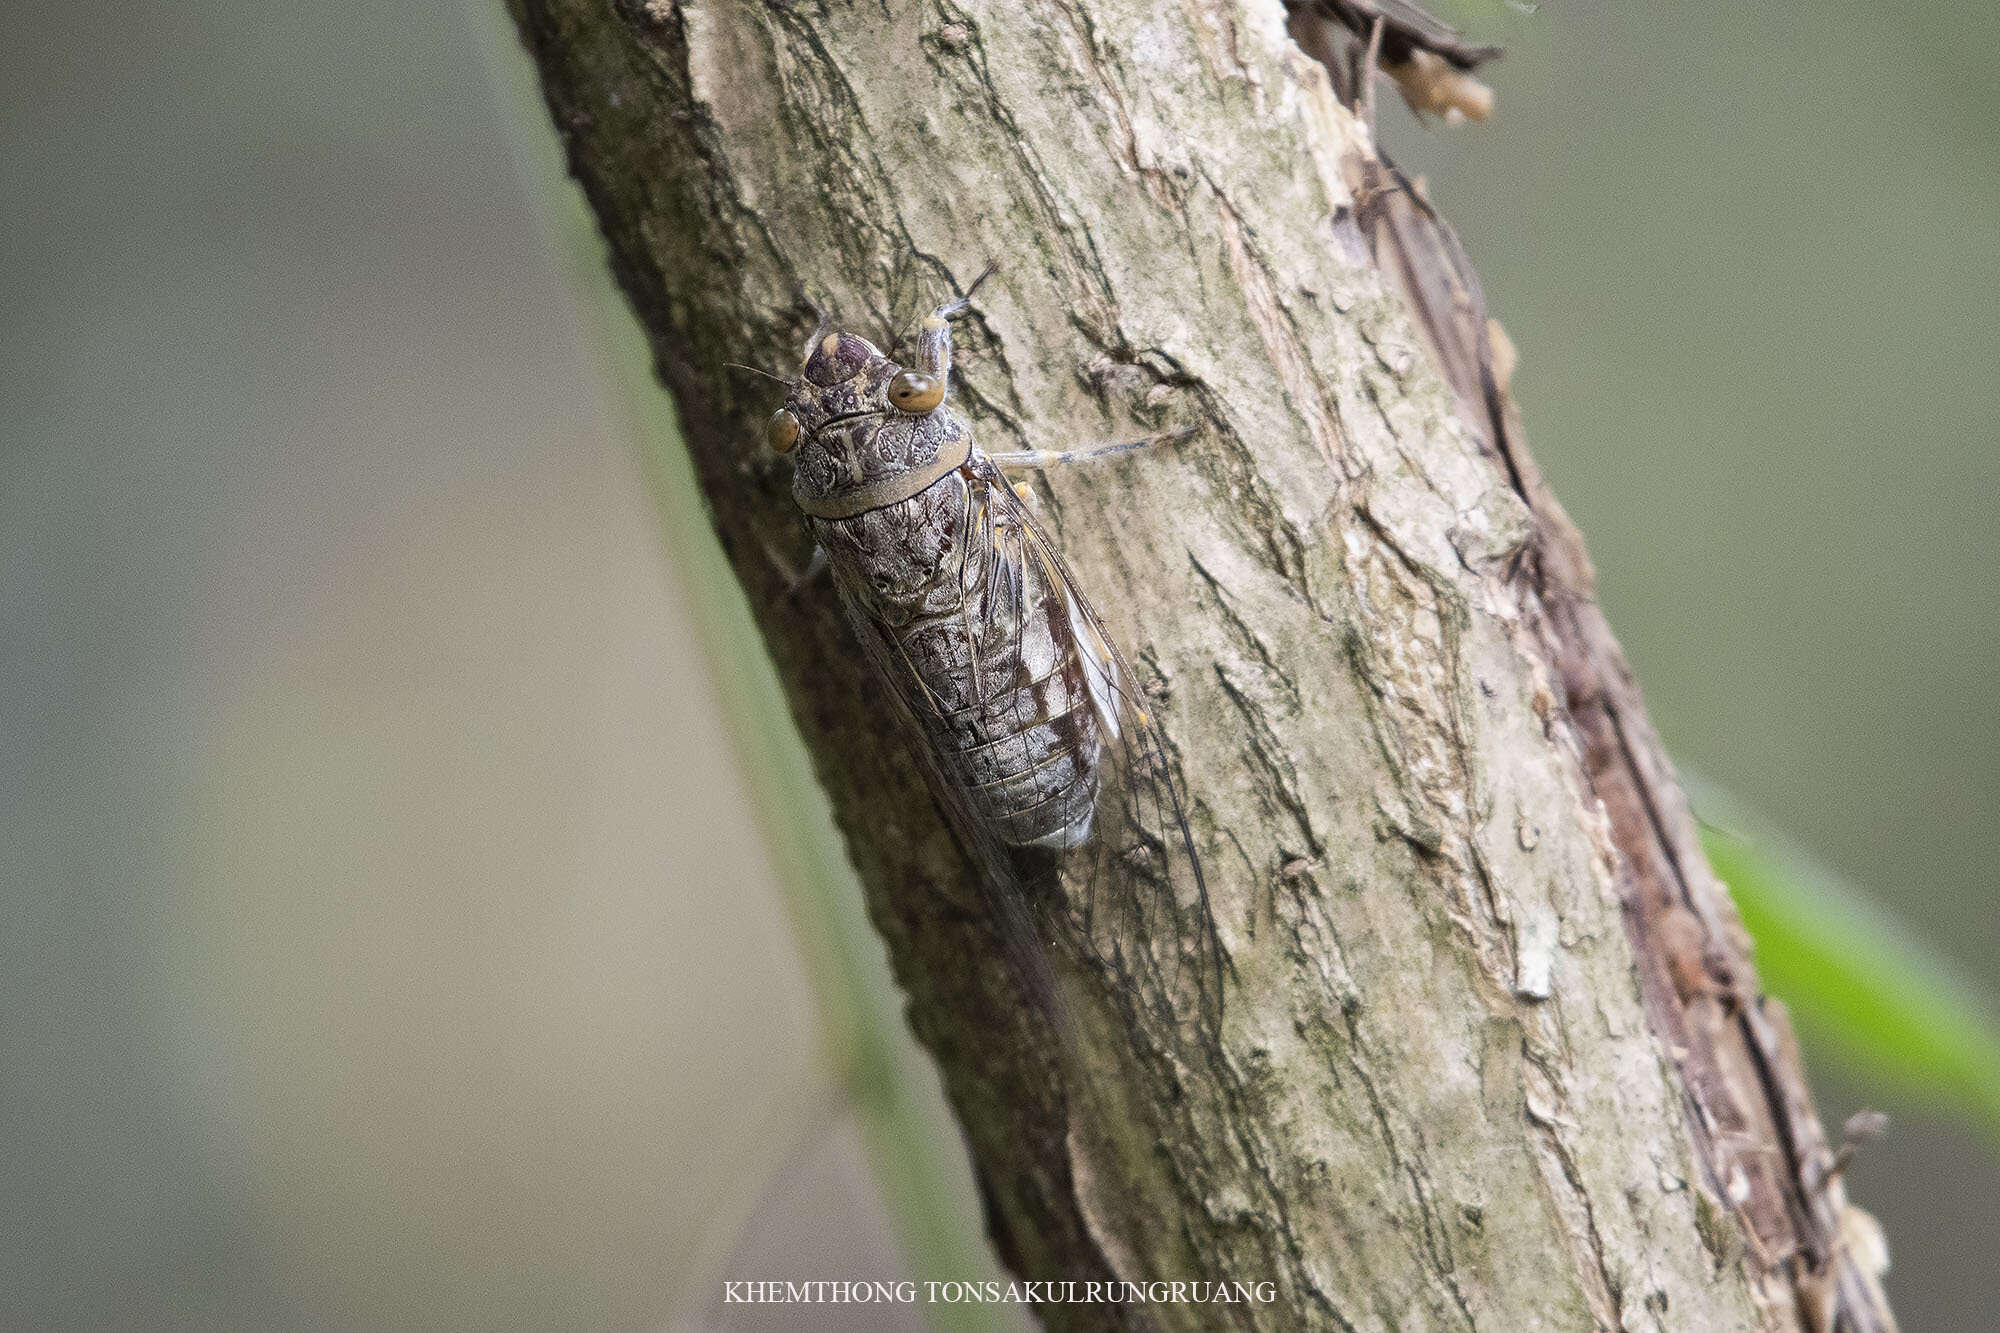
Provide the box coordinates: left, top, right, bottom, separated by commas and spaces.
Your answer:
921, 315, 945, 331
820, 333, 840, 359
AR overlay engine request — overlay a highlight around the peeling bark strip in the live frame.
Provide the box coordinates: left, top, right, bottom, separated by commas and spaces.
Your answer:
509, 0, 1893, 1327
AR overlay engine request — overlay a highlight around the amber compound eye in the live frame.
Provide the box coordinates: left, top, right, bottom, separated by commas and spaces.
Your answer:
767, 409, 800, 454
887, 370, 945, 414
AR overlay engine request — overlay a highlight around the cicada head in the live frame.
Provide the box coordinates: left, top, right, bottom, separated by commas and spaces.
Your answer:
768, 304, 973, 519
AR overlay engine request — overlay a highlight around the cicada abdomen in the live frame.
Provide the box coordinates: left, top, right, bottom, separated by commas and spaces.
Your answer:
766, 292, 1223, 1037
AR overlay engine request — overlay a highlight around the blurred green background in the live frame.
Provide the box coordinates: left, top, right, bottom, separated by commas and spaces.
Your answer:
3, 1, 1994, 1328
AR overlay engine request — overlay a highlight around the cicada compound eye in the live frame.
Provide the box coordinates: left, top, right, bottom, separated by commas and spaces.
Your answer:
767, 409, 801, 454
887, 370, 945, 414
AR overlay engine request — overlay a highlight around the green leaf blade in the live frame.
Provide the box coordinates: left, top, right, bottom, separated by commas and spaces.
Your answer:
1694, 783, 2000, 1149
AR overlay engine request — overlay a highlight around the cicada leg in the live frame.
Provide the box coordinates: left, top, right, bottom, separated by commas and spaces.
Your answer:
987, 426, 1200, 472
760, 535, 829, 602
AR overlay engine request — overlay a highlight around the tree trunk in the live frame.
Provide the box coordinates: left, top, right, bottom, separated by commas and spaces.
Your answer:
507, 0, 1894, 1326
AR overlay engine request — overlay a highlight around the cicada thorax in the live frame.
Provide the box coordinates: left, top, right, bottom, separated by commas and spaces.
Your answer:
811, 464, 1108, 854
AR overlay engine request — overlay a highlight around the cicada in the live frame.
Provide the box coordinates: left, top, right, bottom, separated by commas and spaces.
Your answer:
764, 290, 1222, 1038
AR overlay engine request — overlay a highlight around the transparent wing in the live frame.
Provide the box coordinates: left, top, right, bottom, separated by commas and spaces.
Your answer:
829, 461, 1226, 1050
974, 460, 1228, 1040
831, 509, 1074, 1039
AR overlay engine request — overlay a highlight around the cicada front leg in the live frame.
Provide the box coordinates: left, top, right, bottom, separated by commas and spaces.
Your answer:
988, 426, 1201, 473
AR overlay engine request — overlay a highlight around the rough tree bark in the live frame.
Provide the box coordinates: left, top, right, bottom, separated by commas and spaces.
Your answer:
509, 0, 1895, 1327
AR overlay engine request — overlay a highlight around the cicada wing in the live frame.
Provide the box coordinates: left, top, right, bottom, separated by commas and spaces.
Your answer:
979, 464, 1228, 1038
832, 530, 1074, 1042
822, 461, 1225, 1048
